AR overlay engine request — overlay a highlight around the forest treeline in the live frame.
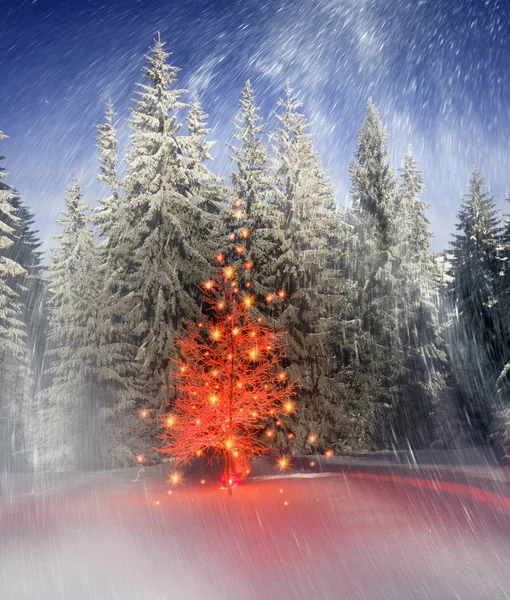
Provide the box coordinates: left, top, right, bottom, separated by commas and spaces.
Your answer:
1, 38, 509, 471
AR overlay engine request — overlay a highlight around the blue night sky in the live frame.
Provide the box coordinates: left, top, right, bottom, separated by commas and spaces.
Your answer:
1, 0, 509, 258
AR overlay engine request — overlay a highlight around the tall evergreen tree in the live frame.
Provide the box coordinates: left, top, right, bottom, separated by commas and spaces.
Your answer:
94, 99, 120, 252
38, 177, 139, 470
388, 147, 448, 447
116, 37, 217, 415
348, 100, 404, 448
0, 131, 29, 472
270, 85, 358, 454
228, 80, 281, 296
447, 168, 503, 440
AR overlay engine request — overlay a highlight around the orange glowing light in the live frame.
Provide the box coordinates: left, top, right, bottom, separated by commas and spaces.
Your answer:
211, 328, 222, 341
283, 401, 296, 415
209, 394, 219, 404
139, 409, 149, 419
235, 244, 246, 254
265, 293, 275, 303
287, 433, 295, 439
307, 433, 318, 444
180, 366, 186, 372
224, 438, 234, 450
243, 295, 255, 308
257, 317, 263, 323
248, 347, 258, 361
217, 301, 226, 310
243, 260, 254, 270
233, 327, 240, 336
277, 289, 287, 299
234, 209, 244, 220
215, 252, 226, 263
223, 265, 235, 279
196, 449, 203, 457
276, 420, 282, 427
155, 500, 160, 505
168, 490, 173, 495
203, 280, 215, 290
170, 471, 182, 485
310, 461, 316, 467
266, 429, 275, 438
201, 479, 206, 484
277, 456, 291, 471
324, 449, 334, 459
164, 414, 176, 428
136, 454, 145, 464
240, 228, 250, 239
279, 488, 284, 493
284, 501, 289, 506
278, 371, 287, 381
245, 281, 252, 288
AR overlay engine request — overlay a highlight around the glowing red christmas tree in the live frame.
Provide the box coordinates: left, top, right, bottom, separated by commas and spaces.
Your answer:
158, 201, 294, 494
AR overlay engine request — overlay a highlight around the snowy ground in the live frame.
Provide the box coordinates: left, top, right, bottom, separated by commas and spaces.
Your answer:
1, 450, 510, 600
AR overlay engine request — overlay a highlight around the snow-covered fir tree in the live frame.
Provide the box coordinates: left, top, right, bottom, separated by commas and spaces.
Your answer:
270, 85, 359, 454
348, 100, 405, 448
228, 80, 281, 295
0, 131, 30, 472
94, 99, 121, 252
115, 37, 218, 419
388, 147, 448, 448
447, 168, 503, 441
1, 189, 45, 470
38, 177, 143, 470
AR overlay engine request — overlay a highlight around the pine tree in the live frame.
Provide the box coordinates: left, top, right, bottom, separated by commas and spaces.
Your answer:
270, 85, 357, 454
0, 131, 29, 472
1, 191, 45, 470
183, 93, 216, 190
94, 99, 120, 252
348, 100, 404, 448
116, 37, 217, 417
388, 147, 448, 447
228, 80, 281, 296
38, 177, 140, 470
448, 168, 503, 440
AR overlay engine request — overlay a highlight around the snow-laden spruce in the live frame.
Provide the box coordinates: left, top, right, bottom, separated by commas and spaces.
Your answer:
270, 84, 359, 454
0, 131, 31, 472
115, 37, 218, 414
447, 168, 503, 441
227, 80, 281, 296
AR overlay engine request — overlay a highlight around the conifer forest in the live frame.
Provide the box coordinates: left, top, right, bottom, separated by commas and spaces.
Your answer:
2, 2, 510, 598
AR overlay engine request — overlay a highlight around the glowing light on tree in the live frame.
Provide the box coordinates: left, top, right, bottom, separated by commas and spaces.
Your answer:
277, 455, 291, 471
139, 409, 149, 419
158, 199, 294, 494
324, 449, 334, 459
